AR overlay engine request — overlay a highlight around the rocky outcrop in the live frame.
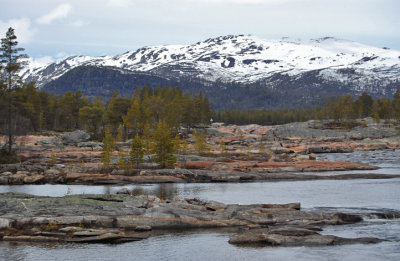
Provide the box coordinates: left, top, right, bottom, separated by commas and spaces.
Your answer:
2, 228, 146, 244
267, 120, 400, 140
61, 130, 90, 145
1, 161, 397, 185
228, 227, 381, 246
0, 193, 383, 246
1, 122, 399, 186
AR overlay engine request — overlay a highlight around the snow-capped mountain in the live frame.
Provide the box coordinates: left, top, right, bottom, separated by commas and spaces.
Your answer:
21, 35, 400, 109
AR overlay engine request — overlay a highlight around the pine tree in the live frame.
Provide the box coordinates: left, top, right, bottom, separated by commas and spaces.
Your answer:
182, 92, 195, 131
124, 97, 141, 134
142, 123, 153, 161
0, 27, 28, 153
178, 137, 189, 166
101, 128, 114, 168
116, 125, 127, 171
130, 134, 144, 169
116, 124, 124, 142
173, 135, 181, 153
392, 89, 400, 123
355, 93, 373, 118
58, 92, 75, 130
79, 100, 104, 140
373, 98, 392, 120
152, 121, 177, 168
194, 129, 208, 155
117, 156, 127, 171
106, 91, 130, 132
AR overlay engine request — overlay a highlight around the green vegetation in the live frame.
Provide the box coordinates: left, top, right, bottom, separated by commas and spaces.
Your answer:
0, 84, 211, 138
0, 27, 28, 154
215, 92, 400, 126
101, 128, 114, 168
45, 220, 58, 231
2, 28, 400, 168
151, 121, 177, 168
193, 129, 209, 155
130, 134, 144, 169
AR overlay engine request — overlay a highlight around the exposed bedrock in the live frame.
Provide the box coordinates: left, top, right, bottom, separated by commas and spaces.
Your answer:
0, 193, 384, 246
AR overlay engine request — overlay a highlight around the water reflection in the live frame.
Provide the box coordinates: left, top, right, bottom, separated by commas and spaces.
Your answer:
2, 178, 399, 211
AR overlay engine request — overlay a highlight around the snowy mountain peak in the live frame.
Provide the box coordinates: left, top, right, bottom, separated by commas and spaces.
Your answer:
23, 35, 400, 92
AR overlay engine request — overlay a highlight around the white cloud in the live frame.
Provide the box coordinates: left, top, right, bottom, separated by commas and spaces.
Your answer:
106, 0, 312, 4
36, 4, 72, 24
186, 0, 304, 3
112, 0, 313, 5
106, 0, 134, 7
104, 0, 311, 6
0, 18, 36, 44
70, 20, 89, 27
189, 0, 317, 5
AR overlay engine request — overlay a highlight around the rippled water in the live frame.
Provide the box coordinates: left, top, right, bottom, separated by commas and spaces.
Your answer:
317, 149, 400, 175
0, 150, 399, 261
1, 227, 400, 261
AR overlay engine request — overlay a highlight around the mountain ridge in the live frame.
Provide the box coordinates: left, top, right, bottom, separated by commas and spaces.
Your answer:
21, 35, 400, 110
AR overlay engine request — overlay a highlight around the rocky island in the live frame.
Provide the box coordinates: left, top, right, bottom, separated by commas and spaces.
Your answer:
0, 193, 388, 246
1, 119, 400, 186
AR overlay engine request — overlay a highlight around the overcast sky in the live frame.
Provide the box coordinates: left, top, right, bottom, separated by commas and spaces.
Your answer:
1, 0, 399, 61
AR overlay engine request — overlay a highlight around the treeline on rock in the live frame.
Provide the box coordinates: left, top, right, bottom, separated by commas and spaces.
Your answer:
0, 83, 212, 140
215, 92, 400, 126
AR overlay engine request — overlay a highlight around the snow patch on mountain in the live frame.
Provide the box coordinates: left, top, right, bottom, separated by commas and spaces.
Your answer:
22, 35, 400, 88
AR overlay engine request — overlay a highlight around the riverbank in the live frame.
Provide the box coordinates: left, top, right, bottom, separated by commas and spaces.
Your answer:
0, 192, 388, 247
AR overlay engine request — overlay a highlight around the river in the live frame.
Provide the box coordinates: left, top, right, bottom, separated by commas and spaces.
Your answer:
0, 150, 399, 260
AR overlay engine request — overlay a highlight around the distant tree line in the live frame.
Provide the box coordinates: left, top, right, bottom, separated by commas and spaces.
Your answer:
215, 92, 400, 126
0, 84, 212, 139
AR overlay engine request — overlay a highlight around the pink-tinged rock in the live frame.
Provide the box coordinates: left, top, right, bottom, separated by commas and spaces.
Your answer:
175, 161, 215, 170
23, 175, 45, 184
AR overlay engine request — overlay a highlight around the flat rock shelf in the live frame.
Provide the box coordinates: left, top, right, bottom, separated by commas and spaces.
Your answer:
0, 193, 392, 247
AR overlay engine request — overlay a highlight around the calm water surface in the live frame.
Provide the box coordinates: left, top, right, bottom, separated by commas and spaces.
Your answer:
0, 150, 399, 261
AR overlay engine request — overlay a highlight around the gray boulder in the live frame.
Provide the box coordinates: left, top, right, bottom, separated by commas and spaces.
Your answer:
116, 188, 131, 195
62, 130, 90, 145
205, 128, 232, 137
